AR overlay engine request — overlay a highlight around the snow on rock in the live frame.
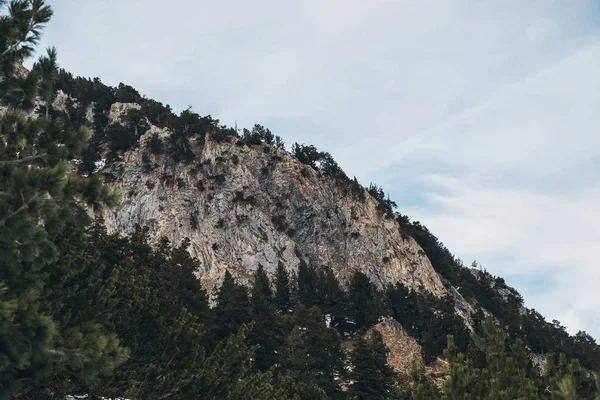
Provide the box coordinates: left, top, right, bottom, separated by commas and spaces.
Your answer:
94, 158, 107, 172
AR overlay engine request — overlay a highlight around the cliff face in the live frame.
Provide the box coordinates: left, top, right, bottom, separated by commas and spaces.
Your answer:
101, 104, 446, 297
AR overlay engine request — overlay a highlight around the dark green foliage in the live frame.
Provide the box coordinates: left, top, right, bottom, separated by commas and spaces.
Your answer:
190, 210, 198, 229
281, 305, 346, 398
292, 142, 348, 180
271, 214, 288, 232
212, 270, 252, 346
297, 261, 319, 308
233, 190, 257, 205
242, 124, 272, 145
0, 1, 52, 110
292, 143, 321, 168
167, 130, 195, 163
276, 375, 328, 400
114, 82, 140, 103
31, 46, 58, 118
315, 266, 347, 325
238, 123, 285, 149
105, 123, 135, 159
398, 214, 600, 371
350, 331, 396, 400
140, 98, 175, 127
275, 135, 285, 149
368, 183, 397, 216
249, 265, 283, 372
0, 3, 127, 397
348, 271, 385, 330
387, 282, 470, 363
440, 316, 600, 400
75, 223, 298, 399
0, 15, 123, 400
409, 360, 442, 400
4, 4, 599, 399
274, 261, 292, 313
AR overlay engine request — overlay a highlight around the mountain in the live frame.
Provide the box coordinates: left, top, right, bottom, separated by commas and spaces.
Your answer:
101, 102, 445, 298
2, 2, 599, 399
59, 71, 599, 366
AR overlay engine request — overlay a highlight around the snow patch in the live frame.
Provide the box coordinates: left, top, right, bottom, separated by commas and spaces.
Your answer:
94, 158, 106, 172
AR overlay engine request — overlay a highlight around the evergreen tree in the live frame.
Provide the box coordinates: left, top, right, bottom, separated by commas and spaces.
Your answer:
249, 264, 282, 372
442, 317, 538, 400
0, 2, 124, 398
316, 266, 347, 323
348, 271, 381, 329
350, 330, 396, 400
297, 261, 318, 307
274, 261, 292, 313
409, 359, 441, 400
213, 270, 252, 344
281, 305, 346, 398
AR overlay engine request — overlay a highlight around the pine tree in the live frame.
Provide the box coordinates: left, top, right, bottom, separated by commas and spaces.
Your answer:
316, 265, 346, 324
249, 264, 282, 372
274, 261, 292, 313
0, 2, 124, 398
281, 305, 346, 398
409, 359, 441, 400
442, 317, 538, 400
213, 270, 252, 344
350, 331, 396, 400
297, 261, 318, 307
348, 271, 381, 329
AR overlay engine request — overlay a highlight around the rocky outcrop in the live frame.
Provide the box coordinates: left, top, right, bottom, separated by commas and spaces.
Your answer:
108, 102, 140, 124
368, 319, 423, 374
100, 104, 446, 297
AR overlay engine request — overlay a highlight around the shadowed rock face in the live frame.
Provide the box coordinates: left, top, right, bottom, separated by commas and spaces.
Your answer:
101, 103, 446, 298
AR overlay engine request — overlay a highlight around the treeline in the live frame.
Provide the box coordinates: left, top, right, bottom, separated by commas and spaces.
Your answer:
54, 62, 369, 200
2, 2, 600, 399
414, 317, 600, 400
396, 214, 600, 371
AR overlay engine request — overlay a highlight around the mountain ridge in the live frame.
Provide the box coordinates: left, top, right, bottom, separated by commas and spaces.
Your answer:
99, 101, 446, 300
3, 3, 599, 398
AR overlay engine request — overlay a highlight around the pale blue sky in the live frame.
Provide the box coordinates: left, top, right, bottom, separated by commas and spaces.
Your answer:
40, 0, 600, 337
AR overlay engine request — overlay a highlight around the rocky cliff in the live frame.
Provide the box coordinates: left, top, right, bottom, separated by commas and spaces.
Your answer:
101, 103, 446, 297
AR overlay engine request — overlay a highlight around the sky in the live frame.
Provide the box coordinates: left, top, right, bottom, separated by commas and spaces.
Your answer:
39, 0, 600, 338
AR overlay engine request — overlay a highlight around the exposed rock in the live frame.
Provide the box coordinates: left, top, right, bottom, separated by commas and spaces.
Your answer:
109, 102, 141, 124
441, 276, 476, 329
52, 90, 71, 112
530, 352, 547, 375
367, 319, 423, 374
101, 105, 446, 297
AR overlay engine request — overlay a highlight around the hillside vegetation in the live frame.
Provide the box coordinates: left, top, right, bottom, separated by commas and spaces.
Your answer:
1, 2, 598, 399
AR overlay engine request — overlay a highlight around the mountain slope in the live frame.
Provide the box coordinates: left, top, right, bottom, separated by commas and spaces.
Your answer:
101, 102, 445, 297
48, 68, 600, 370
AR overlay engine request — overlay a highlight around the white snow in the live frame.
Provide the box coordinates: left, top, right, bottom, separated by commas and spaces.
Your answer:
94, 158, 106, 172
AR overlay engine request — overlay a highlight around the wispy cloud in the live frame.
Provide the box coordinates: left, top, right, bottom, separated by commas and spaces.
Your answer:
40, 0, 600, 336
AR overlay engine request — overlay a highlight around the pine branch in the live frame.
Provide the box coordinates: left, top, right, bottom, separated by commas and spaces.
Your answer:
0, 153, 47, 164
0, 192, 39, 229
0, 20, 37, 59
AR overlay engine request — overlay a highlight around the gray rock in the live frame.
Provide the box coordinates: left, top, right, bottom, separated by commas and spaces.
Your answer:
101, 113, 446, 299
